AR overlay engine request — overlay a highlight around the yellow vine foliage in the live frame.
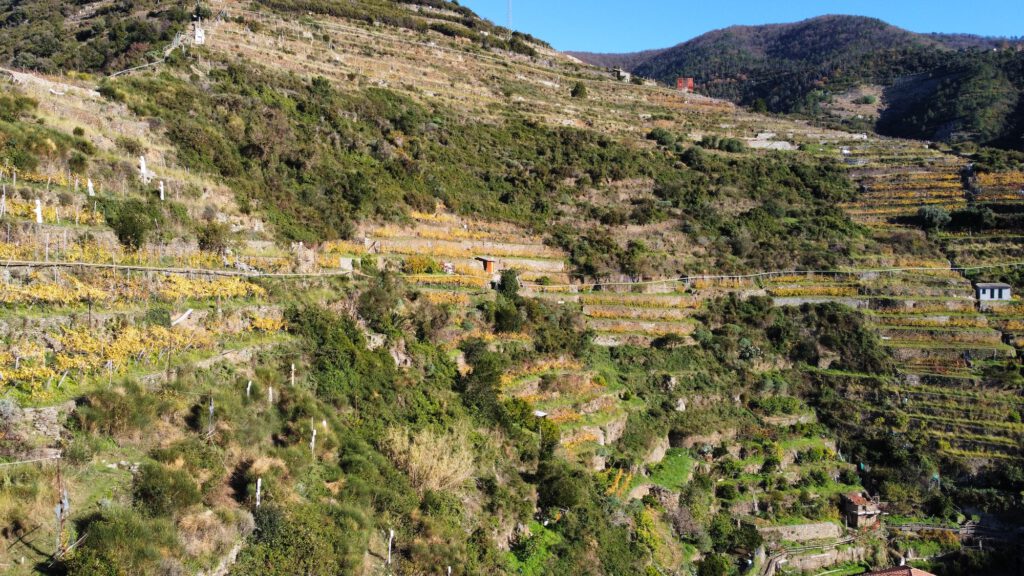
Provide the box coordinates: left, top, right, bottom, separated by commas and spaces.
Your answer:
421, 291, 470, 306
768, 286, 859, 297
2, 325, 213, 393
157, 276, 266, 300
499, 358, 583, 387
977, 172, 1024, 189
249, 315, 286, 332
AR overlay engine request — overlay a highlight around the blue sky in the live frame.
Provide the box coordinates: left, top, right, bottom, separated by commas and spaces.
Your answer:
459, 0, 1024, 53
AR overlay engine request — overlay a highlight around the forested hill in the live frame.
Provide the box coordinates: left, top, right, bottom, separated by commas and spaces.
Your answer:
572, 15, 1024, 150
565, 47, 668, 71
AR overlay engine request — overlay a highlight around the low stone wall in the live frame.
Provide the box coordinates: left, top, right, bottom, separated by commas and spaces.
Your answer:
786, 545, 869, 572
758, 522, 841, 543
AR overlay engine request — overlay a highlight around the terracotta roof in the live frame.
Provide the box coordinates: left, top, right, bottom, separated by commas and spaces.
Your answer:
844, 492, 871, 506
865, 568, 937, 576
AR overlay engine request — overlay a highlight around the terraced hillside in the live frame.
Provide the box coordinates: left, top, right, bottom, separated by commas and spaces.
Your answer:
2, 2, 1024, 575
824, 140, 1024, 464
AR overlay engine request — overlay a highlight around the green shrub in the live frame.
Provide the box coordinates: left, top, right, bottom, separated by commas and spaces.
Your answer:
133, 461, 202, 517
536, 460, 587, 510
75, 381, 162, 437
917, 205, 951, 231
232, 504, 365, 575
65, 507, 180, 576
697, 553, 733, 576
646, 127, 675, 147
716, 483, 739, 500
197, 221, 231, 255
493, 296, 523, 333
98, 198, 164, 249
0, 92, 37, 122
115, 136, 145, 157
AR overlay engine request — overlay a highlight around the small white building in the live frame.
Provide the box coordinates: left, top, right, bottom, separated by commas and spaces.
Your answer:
976, 282, 1012, 302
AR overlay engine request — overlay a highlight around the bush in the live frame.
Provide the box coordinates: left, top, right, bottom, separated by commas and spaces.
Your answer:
65, 507, 180, 576
536, 460, 587, 510
646, 127, 675, 147
716, 483, 739, 500
133, 461, 202, 517
917, 205, 951, 231
99, 198, 164, 249
570, 81, 587, 99
75, 382, 162, 437
197, 221, 231, 255
698, 135, 745, 152
0, 92, 37, 122
231, 504, 364, 575
697, 553, 733, 576
115, 136, 144, 157
402, 254, 441, 274
497, 269, 520, 299
493, 296, 523, 333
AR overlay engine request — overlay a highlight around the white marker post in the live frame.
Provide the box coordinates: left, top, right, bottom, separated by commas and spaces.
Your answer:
34, 199, 43, 224
310, 428, 317, 458
255, 477, 262, 508
246, 380, 252, 398
290, 363, 295, 387
87, 178, 95, 197
387, 529, 395, 566
159, 180, 165, 201
139, 156, 150, 184
268, 385, 273, 404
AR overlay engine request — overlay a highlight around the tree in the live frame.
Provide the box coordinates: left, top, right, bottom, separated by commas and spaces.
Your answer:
99, 198, 163, 250
570, 81, 587, 99
620, 240, 651, 279
197, 222, 230, 255
917, 205, 951, 232
646, 128, 675, 147
497, 269, 520, 299
697, 553, 733, 576
493, 296, 523, 333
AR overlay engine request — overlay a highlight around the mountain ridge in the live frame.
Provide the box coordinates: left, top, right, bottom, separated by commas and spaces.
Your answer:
570, 14, 1024, 150
568, 14, 1011, 69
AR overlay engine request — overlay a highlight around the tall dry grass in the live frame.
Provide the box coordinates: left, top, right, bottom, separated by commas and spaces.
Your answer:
382, 427, 475, 493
